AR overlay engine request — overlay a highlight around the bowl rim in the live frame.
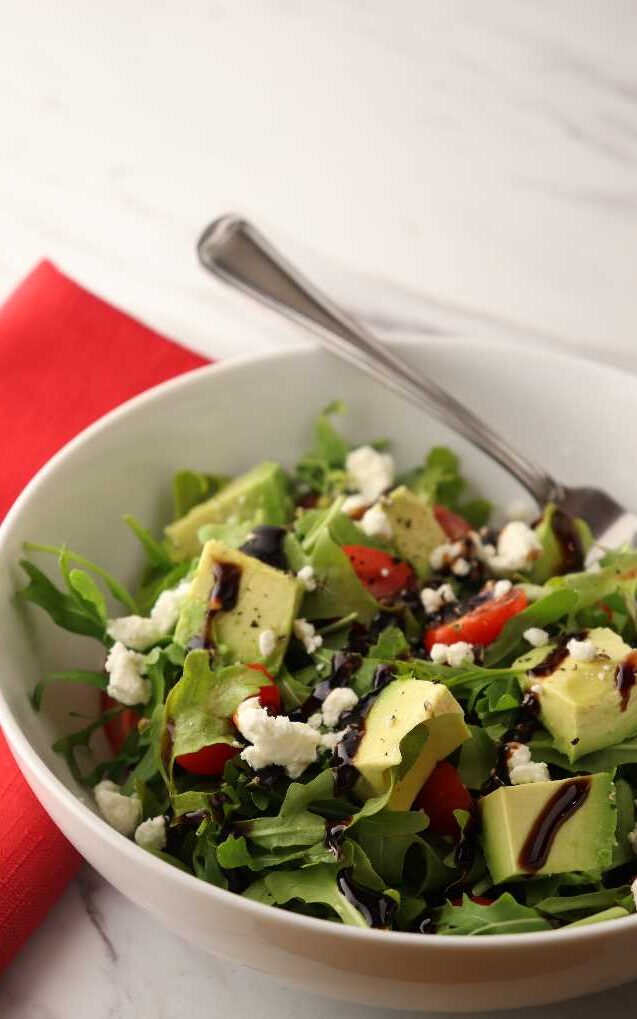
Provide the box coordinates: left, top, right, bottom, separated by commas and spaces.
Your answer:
1, 336, 636, 952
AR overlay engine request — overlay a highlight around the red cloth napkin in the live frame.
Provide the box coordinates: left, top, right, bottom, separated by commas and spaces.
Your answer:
0, 261, 209, 972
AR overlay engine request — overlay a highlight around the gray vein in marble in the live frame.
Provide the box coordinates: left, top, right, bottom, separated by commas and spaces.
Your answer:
76, 868, 118, 965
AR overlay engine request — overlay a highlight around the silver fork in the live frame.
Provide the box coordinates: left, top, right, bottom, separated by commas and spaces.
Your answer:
197, 214, 637, 548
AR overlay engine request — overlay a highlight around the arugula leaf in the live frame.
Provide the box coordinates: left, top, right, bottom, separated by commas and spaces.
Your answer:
237, 772, 335, 850
52, 708, 127, 785
563, 906, 631, 927
400, 447, 490, 527
369, 626, 410, 660
67, 568, 107, 623
32, 669, 107, 711
302, 529, 379, 625
436, 893, 552, 936
351, 809, 428, 887
23, 542, 137, 612
457, 725, 497, 790
172, 470, 228, 519
19, 560, 106, 640
534, 887, 632, 920
123, 514, 173, 568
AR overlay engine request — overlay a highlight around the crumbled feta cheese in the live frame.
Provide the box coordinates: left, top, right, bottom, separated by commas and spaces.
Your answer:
505, 500, 536, 524
430, 642, 474, 667
107, 580, 190, 650
451, 557, 470, 577
321, 687, 359, 728
446, 642, 475, 667
293, 618, 323, 654
296, 565, 318, 592
345, 446, 395, 503
507, 744, 550, 785
530, 683, 543, 694
567, 637, 597, 662
493, 579, 512, 599
430, 643, 451, 664
258, 628, 277, 657
420, 587, 443, 614
488, 522, 542, 573
631, 876, 637, 908
94, 780, 141, 836
321, 729, 346, 751
359, 504, 393, 541
307, 712, 323, 730
627, 826, 637, 854
438, 583, 457, 604
235, 697, 323, 778
429, 542, 459, 571
524, 627, 550, 648
341, 493, 369, 517
380, 567, 390, 578
105, 642, 150, 706
134, 815, 167, 852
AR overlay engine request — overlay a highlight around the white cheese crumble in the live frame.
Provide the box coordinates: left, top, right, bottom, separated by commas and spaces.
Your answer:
293, 618, 323, 653
567, 637, 597, 662
429, 541, 462, 572
451, 557, 470, 577
341, 493, 369, 517
359, 503, 393, 541
345, 446, 395, 503
321, 687, 359, 728
493, 579, 512, 599
488, 521, 542, 574
632, 876, 637, 908
420, 583, 457, 614
524, 627, 550, 648
296, 565, 318, 592
106, 580, 190, 650
235, 697, 323, 778
307, 712, 323, 730
258, 628, 277, 657
94, 780, 141, 836
104, 642, 150, 706
507, 744, 550, 785
134, 815, 167, 852
430, 642, 474, 667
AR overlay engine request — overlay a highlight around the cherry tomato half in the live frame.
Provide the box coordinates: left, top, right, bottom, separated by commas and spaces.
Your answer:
246, 665, 282, 714
342, 544, 415, 601
424, 587, 527, 651
176, 742, 239, 777
434, 505, 472, 540
100, 692, 139, 756
414, 761, 473, 837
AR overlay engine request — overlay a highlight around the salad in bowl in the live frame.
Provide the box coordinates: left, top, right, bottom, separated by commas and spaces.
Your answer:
22, 403, 637, 937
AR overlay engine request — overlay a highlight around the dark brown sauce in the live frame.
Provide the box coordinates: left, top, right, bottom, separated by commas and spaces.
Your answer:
336, 868, 397, 928
199, 561, 242, 648
324, 816, 352, 856
481, 691, 541, 795
528, 630, 588, 679
332, 664, 396, 792
288, 651, 363, 724
518, 777, 591, 873
615, 651, 637, 712
240, 525, 288, 571
550, 508, 585, 575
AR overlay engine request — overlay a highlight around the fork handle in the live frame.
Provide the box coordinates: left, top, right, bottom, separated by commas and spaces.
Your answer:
197, 215, 561, 504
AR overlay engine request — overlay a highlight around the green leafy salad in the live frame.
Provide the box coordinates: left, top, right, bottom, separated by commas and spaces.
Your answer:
22, 403, 637, 935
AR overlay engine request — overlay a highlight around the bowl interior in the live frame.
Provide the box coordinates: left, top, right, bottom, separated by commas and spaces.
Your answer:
1, 337, 636, 871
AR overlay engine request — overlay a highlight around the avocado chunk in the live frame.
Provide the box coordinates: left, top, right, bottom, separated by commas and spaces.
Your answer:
527, 503, 593, 584
381, 486, 446, 580
353, 678, 470, 810
481, 773, 616, 885
174, 539, 303, 669
515, 626, 637, 761
165, 461, 292, 561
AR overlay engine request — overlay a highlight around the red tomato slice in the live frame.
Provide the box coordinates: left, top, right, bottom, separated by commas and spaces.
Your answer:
434, 505, 472, 540
342, 545, 415, 601
414, 761, 473, 836
176, 742, 239, 777
246, 664, 282, 713
100, 692, 140, 756
424, 587, 527, 651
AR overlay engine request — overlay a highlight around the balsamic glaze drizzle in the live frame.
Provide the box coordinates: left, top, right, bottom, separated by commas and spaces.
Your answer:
518, 777, 591, 872
336, 868, 398, 928
331, 664, 396, 792
240, 525, 289, 571
481, 691, 541, 795
615, 650, 637, 712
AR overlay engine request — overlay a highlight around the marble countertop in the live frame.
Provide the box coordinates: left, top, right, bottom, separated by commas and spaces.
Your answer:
1, 1, 637, 1015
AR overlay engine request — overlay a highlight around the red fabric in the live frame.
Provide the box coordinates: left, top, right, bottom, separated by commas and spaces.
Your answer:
0, 261, 210, 972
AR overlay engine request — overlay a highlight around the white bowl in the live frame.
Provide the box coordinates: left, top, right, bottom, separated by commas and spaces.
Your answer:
2, 339, 637, 1013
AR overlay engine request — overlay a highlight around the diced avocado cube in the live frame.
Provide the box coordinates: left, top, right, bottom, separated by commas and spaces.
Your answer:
165, 461, 292, 561
527, 503, 593, 584
481, 773, 616, 885
353, 678, 470, 810
174, 539, 302, 670
515, 627, 637, 761
381, 486, 446, 579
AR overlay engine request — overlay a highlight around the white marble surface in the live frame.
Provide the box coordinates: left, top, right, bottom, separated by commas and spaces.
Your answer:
1, 0, 637, 1015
